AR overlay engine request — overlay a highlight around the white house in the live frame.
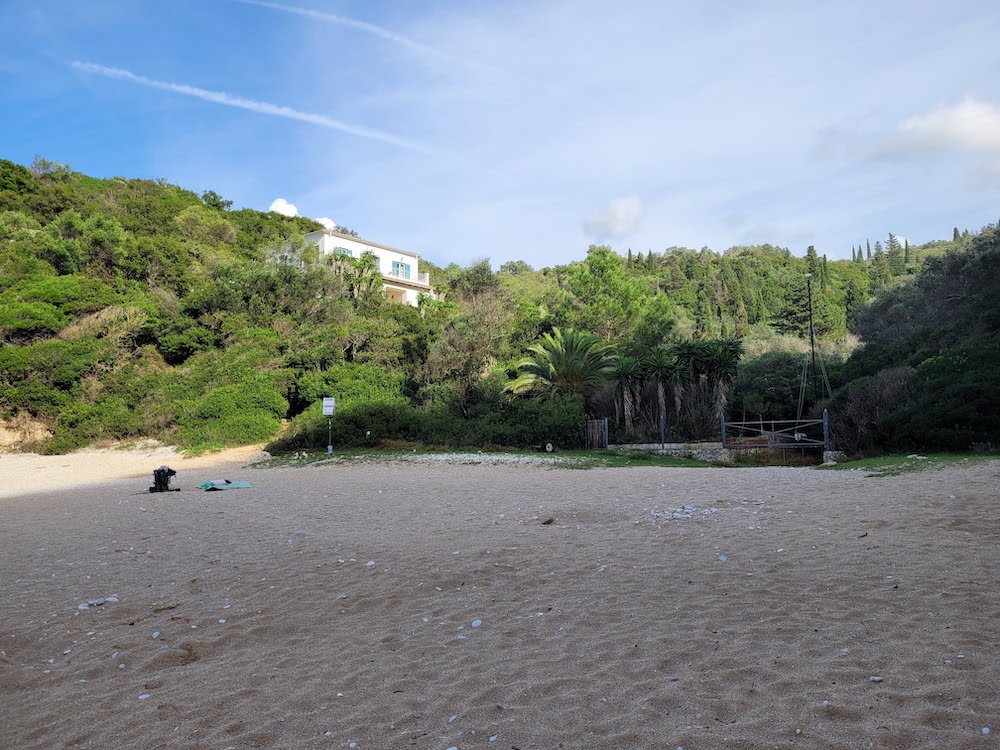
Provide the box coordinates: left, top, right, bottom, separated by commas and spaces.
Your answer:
303, 230, 434, 307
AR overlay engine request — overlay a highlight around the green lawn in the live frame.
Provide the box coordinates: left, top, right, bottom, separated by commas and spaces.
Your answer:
820, 452, 1000, 477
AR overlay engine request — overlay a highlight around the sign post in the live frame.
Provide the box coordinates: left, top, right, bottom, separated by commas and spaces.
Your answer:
322, 397, 336, 453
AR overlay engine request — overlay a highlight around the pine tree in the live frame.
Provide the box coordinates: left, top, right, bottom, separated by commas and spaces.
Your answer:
874, 240, 883, 255
805, 245, 819, 276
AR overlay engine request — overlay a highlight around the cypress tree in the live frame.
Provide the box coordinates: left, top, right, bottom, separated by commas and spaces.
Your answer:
866, 239, 872, 259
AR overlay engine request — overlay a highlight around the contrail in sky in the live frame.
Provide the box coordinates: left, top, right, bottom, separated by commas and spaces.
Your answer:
232, 0, 438, 58
70, 61, 426, 152
232, 0, 489, 70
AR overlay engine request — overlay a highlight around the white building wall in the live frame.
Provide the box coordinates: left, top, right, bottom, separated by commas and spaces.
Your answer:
303, 230, 432, 307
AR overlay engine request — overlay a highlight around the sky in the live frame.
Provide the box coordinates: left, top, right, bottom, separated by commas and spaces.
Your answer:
2, 0, 999, 268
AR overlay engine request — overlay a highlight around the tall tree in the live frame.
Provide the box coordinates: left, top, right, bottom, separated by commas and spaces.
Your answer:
643, 346, 682, 432
612, 353, 643, 434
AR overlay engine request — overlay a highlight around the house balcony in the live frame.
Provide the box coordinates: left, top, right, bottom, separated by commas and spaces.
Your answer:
383, 269, 431, 287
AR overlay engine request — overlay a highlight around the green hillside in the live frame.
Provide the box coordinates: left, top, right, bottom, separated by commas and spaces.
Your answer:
1, 158, 997, 455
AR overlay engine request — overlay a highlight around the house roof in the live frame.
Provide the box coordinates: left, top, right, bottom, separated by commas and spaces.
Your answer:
305, 229, 421, 259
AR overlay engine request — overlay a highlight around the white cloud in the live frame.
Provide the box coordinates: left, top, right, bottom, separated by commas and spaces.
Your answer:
269, 198, 298, 216
315, 216, 336, 229
583, 195, 644, 239
889, 98, 1000, 157
70, 61, 427, 152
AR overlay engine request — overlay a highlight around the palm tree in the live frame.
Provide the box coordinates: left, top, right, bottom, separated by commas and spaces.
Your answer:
348, 252, 384, 302
669, 338, 715, 437
643, 345, 682, 432
612, 354, 643, 435
507, 327, 615, 408
705, 338, 744, 419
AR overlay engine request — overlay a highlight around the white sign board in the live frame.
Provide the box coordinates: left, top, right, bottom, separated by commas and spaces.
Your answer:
322, 397, 336, 416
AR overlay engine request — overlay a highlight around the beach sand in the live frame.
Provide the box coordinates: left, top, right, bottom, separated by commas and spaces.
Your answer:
1, 451, 997, 749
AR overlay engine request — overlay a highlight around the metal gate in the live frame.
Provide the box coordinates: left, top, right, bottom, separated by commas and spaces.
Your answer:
721, 410, 830, 450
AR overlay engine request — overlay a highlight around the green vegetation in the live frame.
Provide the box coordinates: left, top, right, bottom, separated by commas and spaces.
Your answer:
821, 452, 1000, 477
1, 157, 997, 456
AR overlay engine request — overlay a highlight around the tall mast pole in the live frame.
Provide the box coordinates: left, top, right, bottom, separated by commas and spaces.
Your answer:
806, 273, 818, 403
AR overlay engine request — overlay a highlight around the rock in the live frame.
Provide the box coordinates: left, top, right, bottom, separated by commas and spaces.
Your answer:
471, 620, 482, 628
869, 676, 883, 683
138, 693, 150, 700
152, 631, 160, 639
664, 674, 679, 682
718, 555, 727, 562
365, 561, 376, 567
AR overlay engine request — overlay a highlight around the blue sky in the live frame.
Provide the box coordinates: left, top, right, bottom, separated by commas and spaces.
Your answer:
3, 1, 999, 268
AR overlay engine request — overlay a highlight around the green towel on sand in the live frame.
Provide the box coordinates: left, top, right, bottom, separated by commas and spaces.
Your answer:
199, 480, 252, 491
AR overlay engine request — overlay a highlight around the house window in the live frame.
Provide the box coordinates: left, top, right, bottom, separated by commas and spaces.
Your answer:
392, 261, 411, 279
332, 246, 353, 257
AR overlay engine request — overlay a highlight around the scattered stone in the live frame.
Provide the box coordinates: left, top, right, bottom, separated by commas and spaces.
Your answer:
349, 742, 357, 748
718, 555, 727, 562
365, 561, 376, 567
665, 674, 679, 682
448, 715, 457, 723
218, 619, 226, 624
869, 676, 883, 683
490, 736, 498, 742
471, 620, 482, 628
948, 495, 957, 500
138, 693, 150, 700
982, 727, 990, 735
152, 631, 160, 639
118, 664, 126, 669
540, 517, 554, 525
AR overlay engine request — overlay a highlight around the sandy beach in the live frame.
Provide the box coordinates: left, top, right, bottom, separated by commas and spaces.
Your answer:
1, 450, 997, 749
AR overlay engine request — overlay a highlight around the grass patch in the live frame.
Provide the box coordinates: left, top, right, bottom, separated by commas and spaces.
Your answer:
820, 453, 1000, 477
